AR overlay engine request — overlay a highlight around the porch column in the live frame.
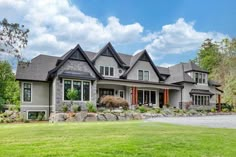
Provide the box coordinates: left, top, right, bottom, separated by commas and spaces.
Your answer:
164, 89, 169, 106
218, 95, 221, 112
131, 87, 138, 105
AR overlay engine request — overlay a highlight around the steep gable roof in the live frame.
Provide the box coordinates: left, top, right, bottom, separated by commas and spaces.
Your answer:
48, 44, 102, 79
156, 66, 170, 75
92, 42, 127, 68
121, 50, 164, 81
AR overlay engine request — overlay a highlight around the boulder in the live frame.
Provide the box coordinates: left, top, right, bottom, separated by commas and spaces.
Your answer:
54, 113, 66, 122
66, 117, 76, 122
75, 111, 87, 122
133, 113, 142, 120
97, 114, 107, 121
5, 110, 13, 116
104, 113, 117, 121
84, 113, 97, 122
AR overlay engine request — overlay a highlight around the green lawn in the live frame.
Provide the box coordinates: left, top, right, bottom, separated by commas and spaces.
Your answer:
0, 121, 235, 157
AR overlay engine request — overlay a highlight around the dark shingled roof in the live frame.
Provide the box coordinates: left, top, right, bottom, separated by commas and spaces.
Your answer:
156, 66, 170, 75
183, 61, 209, 73
208, 80, 221, 87
165, 63, 195, 84
189, 89, 214, 96
16, 55, 59, 81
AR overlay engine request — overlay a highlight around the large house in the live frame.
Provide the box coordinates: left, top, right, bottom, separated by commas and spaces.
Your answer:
16, 43, 222, 120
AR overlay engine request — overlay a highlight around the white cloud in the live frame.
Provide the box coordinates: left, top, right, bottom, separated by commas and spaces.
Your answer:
0, 0, 143, 59
143, 18, 229, 59
159, 63, 174, 68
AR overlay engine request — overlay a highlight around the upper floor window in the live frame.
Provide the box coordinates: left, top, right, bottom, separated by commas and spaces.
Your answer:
138, 70, 149, 81
100, 66, 114, 77
63, 79, 90, 101
23, 83, 32, 102
194, 72, 207, 84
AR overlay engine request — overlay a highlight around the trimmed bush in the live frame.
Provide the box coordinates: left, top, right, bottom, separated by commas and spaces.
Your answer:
211, 108, 216, 113
72, 104, 81, 113
138, 106, 147, 113
100, 96, 129, 110
86, 102, 96, 113
62, 104, 68, 113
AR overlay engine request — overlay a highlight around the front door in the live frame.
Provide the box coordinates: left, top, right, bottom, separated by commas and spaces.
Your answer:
159, 92, 164, 108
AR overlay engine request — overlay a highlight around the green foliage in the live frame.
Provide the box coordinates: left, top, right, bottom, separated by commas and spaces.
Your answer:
37, 112, 45, 121
154, 108, 161, 113
211, 108, 216, 113
0, 61, 20, 110
72, 104, 81, 113
0, 18, 29, 59
222, 108, 229, 112
66, 89, 78, 105
62, 104, 68, 113
138, 106, 147, 113
86, 102, 96, 113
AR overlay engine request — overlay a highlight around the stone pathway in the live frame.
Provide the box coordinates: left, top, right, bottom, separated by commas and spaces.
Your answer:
146, 115, 236, 129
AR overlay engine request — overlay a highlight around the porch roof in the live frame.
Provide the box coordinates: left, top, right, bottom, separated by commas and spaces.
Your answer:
58, 70, 96, 80
189, 89, 214, 96
98, 78, 183, 90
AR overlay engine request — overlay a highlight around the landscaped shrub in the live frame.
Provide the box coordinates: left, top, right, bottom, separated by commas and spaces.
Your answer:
221, 104, 233, 111
187, 109, 198, 115
0, 118, 3, 123
72, 104, 81, 113
154, 108, 161, 113
62, 103, 68, 113
211, 108, 216, 113
222, 108, 229, 112
138, 106, 147, 113
100, 96, 129, 110
86, 102, 96, 113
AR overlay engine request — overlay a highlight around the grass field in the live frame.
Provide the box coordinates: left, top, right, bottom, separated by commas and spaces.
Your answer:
0, 121, 236, 157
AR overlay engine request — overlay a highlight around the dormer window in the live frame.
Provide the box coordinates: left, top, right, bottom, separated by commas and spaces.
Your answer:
194, 72, 207, 84
100, 66, 114, 77
138, 70, 149, 81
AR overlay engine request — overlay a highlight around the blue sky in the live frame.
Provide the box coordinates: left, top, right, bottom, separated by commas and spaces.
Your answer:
0, 0, 235, 67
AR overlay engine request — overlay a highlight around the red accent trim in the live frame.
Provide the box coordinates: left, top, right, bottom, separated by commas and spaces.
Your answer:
218, 95, 221, 112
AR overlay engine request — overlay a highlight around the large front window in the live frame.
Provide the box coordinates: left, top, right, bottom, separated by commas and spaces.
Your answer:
64, 79, 90, 101
138, 70, 149, 81
193, 95, 210, 105
138, 90, 156, 105
23, 83, 32, 102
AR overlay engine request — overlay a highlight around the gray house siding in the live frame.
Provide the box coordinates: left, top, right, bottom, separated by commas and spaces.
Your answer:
127, 60, 160, 82
55, 60, 97, 112
20, 81, 50, 119
94, 56, 125, 78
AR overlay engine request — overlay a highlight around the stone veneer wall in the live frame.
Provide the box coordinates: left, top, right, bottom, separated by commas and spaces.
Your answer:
55, 60, 97, 112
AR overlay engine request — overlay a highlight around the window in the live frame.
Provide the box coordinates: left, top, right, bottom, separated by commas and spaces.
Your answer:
83, 82, 90, 101
144, 71, 149, 81
119, 90, 124, 98
100, 66, 104, 75
28, 111, 45, 120
193, 95, 210, 105
73, 81, 81, 100
137, 90, 156, 105
194, 72, 207, 84
63, 79, 90, 101
100, 66, 115, 76
23, 83, 32, 102
110, 67, 114, 76
138, 70, 149, 81
105, 67, 109, 75
64, 80, 72, 100
138, 70, 143, 80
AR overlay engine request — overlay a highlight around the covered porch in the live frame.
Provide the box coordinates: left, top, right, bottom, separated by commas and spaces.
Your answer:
97, 79, 182, 108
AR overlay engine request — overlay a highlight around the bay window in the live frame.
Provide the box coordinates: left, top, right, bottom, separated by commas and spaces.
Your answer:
192, 95, 210, 105
63, 79, 90, 101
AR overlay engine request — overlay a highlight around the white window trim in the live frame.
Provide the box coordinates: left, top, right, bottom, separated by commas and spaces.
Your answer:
100, 66, 115, 77
138, 89, 156, 105
27, 110, 47, 120
62, 79, 91, 102
22, 82, 32, 103
118, 90, 125, 99
194, 72, 208, 85
137, 70, 150, 81
192, 94, 210, 106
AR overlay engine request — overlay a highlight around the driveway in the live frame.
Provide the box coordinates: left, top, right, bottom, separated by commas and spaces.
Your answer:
146, 115, 236, 129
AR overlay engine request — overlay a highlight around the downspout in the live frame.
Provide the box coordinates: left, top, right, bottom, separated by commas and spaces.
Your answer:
49, 82, 51, 119
180, 86, 183, 109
